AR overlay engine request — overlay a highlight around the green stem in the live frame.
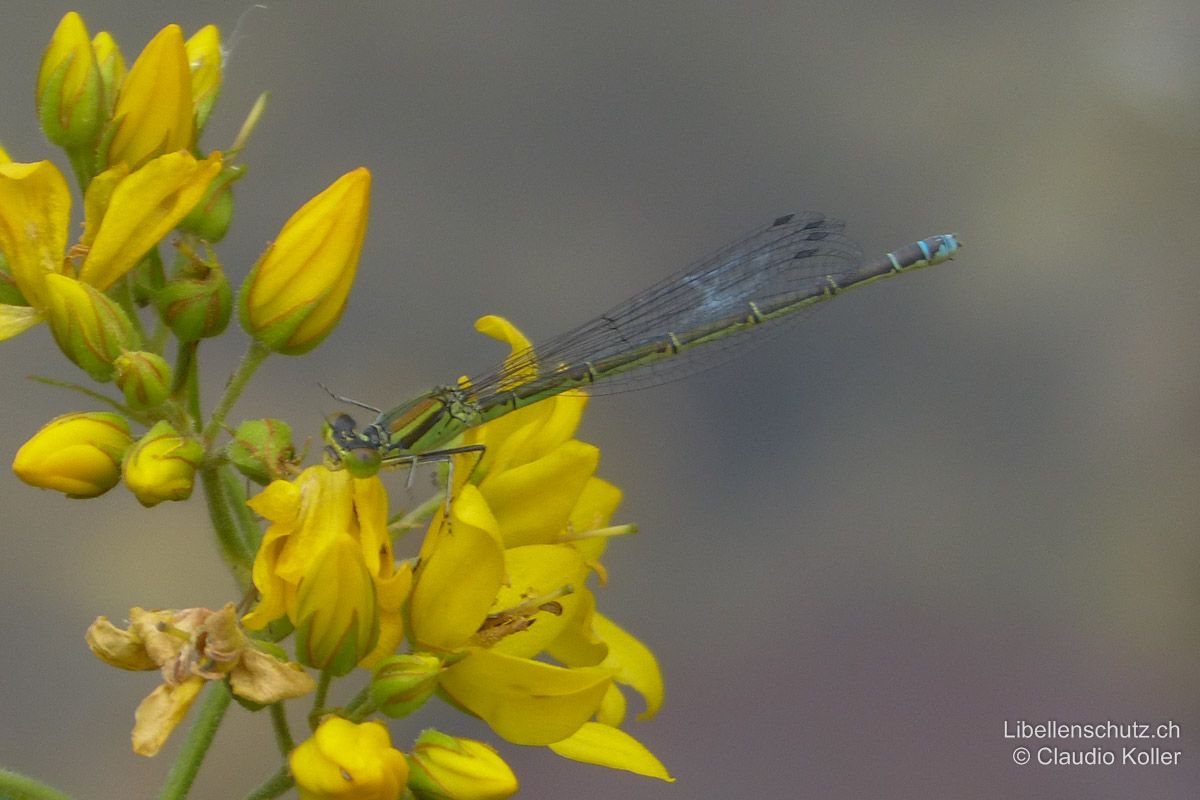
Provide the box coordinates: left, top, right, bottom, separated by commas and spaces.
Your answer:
269, 702, 295, 756
313, 671, 332, 714
241, 765, 292, 800
173, 341, 199, 407
25, 375, 148, 423
344, 695, 377, 723
65, 145, 95, 190
341, 684, 372, 719
220, 465, 263, 555
203, 340, 270, 449
200, 463, 254, 589
157, 680, 232, 800
113, 275, 148, 345
388, 491, 444, 538
0, 769, 73, 800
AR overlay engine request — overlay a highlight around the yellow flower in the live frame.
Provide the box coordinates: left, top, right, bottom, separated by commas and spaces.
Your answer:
122, 421, 204, 507
37, 11, 103, 148
0, 151, 221, 346
407, 460, 614, 746
290, 718, 408, 800
238, 167, 370, 354
406, 316, 668, 776
77, 150, 223, 291
86, 604, 316, 756
407, 730, 519, 800
102, 24, 193, 170
243, 465, 410, 675
185, 25, 222, 132
12, 411, 132, 498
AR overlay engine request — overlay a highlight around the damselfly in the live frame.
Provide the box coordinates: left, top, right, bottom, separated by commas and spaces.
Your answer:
324, 211, 959, 478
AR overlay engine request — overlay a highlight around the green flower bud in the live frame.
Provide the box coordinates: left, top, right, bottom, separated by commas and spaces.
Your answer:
371, 653, 442, 718
113, 351, 172, 411
43, 273, 139, 382
185, 25, 223, 134
91, 31, 125, 118
178, 164, 242, 242
153, 263, 232, 342
226, 419, 296, 485
37, 12, 104, 148
407, 730, 519, 800
122, 421, 203, 507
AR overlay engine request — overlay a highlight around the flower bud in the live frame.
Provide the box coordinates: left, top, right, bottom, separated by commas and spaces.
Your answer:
153, 263, 232, 342
43, 273, 139, 382
122, 421, 203, 507
177, 163, 242, 242
407, 730, 519, 800
185, 25, 222, 134
290, 718, 409, 800
371, 654, 442, 718
226, 419, 296, 485
294, 534, 380, 675
12, 411, 132, 498
101, 24, 193, 170
238, 168, 370, 354
91, 31, 125, 118
37, 12, 103, 148
113, 350, 172, 410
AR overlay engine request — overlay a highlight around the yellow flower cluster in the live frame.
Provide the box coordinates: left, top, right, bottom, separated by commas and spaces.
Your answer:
5, 11, 669, 800
243, 317, 671, 793
7, 13, 370, 508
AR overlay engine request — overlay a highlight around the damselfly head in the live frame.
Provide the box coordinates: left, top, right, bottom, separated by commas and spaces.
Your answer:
322, 413, 383, 477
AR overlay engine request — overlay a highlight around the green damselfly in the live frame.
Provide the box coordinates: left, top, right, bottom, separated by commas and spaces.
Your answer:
324, 211, 959, 477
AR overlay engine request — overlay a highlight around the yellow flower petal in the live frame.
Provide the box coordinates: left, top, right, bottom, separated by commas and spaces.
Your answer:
489, 544, 588, 659
596, 682, 627, 726
245, 477, 301, 524
594, 612, 664, 719
548, 722, 673, 782
468, 391, 588, 480
79, 151, 221, 290
359, 560, 412, 669
132, 675, 205, 756
474, 314, 536, 388
478, 439, 599, 546
409, 486, 505, 652
104, 24, 193, 170
0, 160, 71, 309
78, 163, 129, 250
0, 304, 43, 340
545, 587, 609, 668
438, 648, 613, 745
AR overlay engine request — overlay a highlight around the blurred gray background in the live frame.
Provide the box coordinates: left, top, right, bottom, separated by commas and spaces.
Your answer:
2, 2, 1199, 798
